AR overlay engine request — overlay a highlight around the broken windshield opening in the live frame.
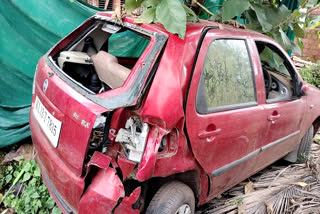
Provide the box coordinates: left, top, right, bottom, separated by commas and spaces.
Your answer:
52, 20, 150, 94
47, 15, 167, 110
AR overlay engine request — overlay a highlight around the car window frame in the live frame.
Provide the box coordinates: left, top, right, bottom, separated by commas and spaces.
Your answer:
196, 38, 258, 114
254, 40, 301, 104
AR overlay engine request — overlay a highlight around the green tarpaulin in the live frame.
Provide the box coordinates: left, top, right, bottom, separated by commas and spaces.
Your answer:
0, 0, 150, 147
0, 0, 98, 147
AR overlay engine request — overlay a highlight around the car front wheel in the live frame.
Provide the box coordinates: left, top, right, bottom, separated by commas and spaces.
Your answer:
146, 181, 195, 214
297, 125, 314, 163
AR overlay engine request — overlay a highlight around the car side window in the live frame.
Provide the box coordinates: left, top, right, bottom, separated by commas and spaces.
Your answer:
259, 46, 291, 77
256, 41, 295, 102
196, 39, 256, 114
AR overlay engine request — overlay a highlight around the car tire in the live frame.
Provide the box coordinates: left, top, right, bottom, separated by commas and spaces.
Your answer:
296, 125, 314, 163
146, 181, 195, 214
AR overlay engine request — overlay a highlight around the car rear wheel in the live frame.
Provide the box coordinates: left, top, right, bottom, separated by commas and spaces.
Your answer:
146, 181, 195, 214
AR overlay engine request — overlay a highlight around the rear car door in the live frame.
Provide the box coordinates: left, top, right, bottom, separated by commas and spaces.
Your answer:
185, 30, 267, 197
253, 41, 306, 167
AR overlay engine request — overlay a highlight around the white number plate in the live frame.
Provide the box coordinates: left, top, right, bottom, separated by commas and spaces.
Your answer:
33, 96, 62, 148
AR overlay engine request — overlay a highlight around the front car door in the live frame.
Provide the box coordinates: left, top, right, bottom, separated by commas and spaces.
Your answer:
185, 30, 267, 199
253, 40, 307, 167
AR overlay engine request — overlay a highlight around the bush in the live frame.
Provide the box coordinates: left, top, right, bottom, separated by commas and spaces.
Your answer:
300, 61, 320, 88
0, 159, 61, 214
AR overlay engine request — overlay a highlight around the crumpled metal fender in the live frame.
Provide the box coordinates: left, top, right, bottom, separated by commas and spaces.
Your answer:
117, 155, 137, 180
114, 187, 141, 214
136, 126, 167, 181
79, 152, 124, 214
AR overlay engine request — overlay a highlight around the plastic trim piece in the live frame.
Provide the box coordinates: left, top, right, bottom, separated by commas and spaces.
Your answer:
211, 131, 300, 177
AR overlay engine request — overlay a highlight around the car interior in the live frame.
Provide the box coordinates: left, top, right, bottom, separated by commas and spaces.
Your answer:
256, 42, 294, 102
52, 21, 150, 94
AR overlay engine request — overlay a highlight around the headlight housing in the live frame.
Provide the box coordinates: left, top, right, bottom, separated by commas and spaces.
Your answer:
115, 117, 149, 163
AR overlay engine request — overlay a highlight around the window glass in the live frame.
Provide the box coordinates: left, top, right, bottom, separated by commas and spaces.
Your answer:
256, 42, 294, 101
197, 39, 256, 113
259, 46, 291, 76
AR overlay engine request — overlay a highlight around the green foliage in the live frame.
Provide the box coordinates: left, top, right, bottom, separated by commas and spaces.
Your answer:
309, 15, 320, 29
249, 4, 291, 33
0, 159, 61, 214
142, 0, 159, 8
299, 152, 308, 162
125, 0, 144, 13
221, 0, 250, 22
182, 4, 199, 22
231, 198, 244, 205
128, 0, 319, 53
126, 0, 197, 39
294, 23, 305, 38
215, 0, 318, 54
300, 61, 320, 88
156, 0, 186, 39
135, 8, 156, 23
207, 0, 320, 55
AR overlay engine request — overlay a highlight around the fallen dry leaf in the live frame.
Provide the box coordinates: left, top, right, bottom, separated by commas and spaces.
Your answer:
290, 199, 297, 205
295, 182, 308, 187
216, 194, 222, 199
238, 203, 246, 214
266, 202, 274, 214
224, 20, 246, 29
1, 208, 15, 214
245, 181, 255, 194
112, 6, 126, 25
131, 7, 145, 17
2, 144, 33, 164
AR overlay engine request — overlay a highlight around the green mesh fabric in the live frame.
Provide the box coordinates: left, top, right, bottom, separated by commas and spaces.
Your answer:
0, 0, 97, 147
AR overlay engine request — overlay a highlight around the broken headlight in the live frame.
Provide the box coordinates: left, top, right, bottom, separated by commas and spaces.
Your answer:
115, 117, 149, 163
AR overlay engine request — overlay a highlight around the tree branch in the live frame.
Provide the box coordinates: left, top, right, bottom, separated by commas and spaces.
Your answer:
272, 3, 320, 30
192, 0, 215, 16
206, 5, 222, 9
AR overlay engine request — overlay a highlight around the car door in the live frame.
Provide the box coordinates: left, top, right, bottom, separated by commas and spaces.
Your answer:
253, 41, 307, 167
185, 30, 268, 198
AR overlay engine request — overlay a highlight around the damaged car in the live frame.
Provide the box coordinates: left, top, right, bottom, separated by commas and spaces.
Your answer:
30, 12, 320, 214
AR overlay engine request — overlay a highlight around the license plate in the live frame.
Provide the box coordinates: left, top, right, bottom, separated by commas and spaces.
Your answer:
33, 96, 62, 148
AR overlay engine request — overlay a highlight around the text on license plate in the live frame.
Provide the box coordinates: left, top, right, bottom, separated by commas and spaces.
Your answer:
33, 96, 62, 148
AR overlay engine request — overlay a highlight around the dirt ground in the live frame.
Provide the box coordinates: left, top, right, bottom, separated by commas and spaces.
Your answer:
199, 131, 320, 214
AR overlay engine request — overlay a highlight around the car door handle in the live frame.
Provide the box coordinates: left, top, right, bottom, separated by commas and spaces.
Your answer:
268, 114, 280, 121
198, 128, 222, 139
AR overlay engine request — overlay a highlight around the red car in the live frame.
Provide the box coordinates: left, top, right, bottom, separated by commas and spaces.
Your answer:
30, 12, 320, 214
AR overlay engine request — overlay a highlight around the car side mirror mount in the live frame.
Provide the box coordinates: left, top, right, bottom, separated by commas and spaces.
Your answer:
302, 84, 309, 93
298, 82, 309, 97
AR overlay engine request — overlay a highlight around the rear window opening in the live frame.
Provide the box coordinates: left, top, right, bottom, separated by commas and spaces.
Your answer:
52, 20, 150, 94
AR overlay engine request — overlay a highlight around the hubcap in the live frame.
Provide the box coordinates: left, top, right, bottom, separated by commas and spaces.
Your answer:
175, 204, 191, 214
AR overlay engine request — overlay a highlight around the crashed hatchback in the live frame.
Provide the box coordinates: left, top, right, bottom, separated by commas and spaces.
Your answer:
30, 12, 320, 214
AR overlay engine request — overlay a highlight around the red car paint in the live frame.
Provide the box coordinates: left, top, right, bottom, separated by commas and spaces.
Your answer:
29, 12, 320, 213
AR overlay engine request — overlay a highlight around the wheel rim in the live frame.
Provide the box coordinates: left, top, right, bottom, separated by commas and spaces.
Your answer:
175, 204, 191, 214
